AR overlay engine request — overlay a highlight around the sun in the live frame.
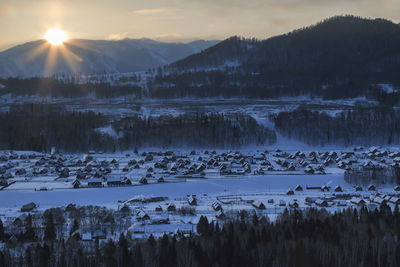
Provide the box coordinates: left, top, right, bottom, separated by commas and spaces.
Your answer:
44, 28, 68, 45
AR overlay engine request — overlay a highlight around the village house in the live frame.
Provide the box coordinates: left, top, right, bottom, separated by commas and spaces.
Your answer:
187, 195, 197, 206
92, 230, 106, 240
351, 197, 366, 206
87, 178, 103, 187
20, 202, 37, 212
155, 205, 163, 212
334, 185, 343, 192
321, 185, 330, 192
368, 185, 377, 191
106, 177, 125, 187
390, 197, 400, 205
252, 200, 266, 210
72, 179, 80, 188
286, 188, 295, 195
355, 185, 363, 191
295, 185, 303, 191
82, 233, 92, 241
289, 200, 299, 208
315, 199, 329, 207
139, 177, 148, 184
212, 201, 222, 211
167, 203, 176, 212
137, 210, 150, 221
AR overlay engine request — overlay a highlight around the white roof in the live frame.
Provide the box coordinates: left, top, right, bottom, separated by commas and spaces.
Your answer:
87, 178, 102, 183
106, 177, 122, 182
82, 233, 92, 240
253, 200, 264, 206
350, 197, 365, 203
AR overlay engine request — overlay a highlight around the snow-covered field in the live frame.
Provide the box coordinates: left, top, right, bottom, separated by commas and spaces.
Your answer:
0, 173, 346, 211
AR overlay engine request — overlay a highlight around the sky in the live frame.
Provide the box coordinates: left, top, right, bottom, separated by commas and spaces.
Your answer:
0, 0, 399, 50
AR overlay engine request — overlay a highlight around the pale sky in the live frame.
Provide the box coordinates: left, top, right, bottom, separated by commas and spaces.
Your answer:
1, 0, 399, 51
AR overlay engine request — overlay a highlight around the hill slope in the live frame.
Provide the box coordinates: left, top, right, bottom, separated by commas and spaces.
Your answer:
156, 16, 400, 99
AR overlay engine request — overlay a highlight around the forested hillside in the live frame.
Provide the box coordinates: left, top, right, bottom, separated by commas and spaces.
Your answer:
150, 16, 400, 99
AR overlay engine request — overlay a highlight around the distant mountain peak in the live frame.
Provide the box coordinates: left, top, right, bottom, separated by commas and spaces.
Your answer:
0, 38, 219, 78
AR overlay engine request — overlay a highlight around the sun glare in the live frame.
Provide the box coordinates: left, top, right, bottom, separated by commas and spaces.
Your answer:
44, 28, 68, 45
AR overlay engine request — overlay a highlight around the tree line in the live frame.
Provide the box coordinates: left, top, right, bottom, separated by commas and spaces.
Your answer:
273, 105, 400, 146
1, 205, 400, 266
114, 113, 276, 149
0, 104, 275, 152
0, 77, 142, 98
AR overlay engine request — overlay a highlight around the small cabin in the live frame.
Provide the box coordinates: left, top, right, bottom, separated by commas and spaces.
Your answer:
371, 197, 385, 205
72, 179, 81, 189
120, 205, 131, 213
252, 200, 266, 210
288, 200, 299, 208
306, 185, 321, 190
87, 179, 103, 187
389, 197, 400, 205
315, 199, 329, 207
167, 203, 176, 212
212, 201, 222, 211
106, 177, 124, 187
351, 197, 366, 206
155, 205, 163, 212
321, 185, 330, 192
187, 195, 197, 206
295, 185, 303, 191
92, 230, 106, 240
305, 197, 318, 204
304, 165, 314, 174
355, 185, 363, 192
368, 185, 376, 191
334, 185, 343, 192
286, 189, 294, 195
137, 210, 150, 221
82, 233, 92, 241
20, 202, 37, 212
139, 177, 148, 184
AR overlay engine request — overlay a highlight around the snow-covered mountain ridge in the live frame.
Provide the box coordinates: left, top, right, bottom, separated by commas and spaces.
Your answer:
0, 38, 219, 78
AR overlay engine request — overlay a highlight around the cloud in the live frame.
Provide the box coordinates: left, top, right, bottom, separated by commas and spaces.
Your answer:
131, 8, 175, 15
107, 32, 129, 40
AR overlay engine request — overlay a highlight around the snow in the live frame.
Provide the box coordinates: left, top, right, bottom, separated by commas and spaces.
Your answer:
0, 172, 366, 215
377, 83, 397, 93
95, 126, 119, 138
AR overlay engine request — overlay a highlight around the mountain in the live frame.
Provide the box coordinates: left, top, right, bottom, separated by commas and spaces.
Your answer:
171, 16, 400, 72
0, 38, 219, 78
155, 16, 400, 99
